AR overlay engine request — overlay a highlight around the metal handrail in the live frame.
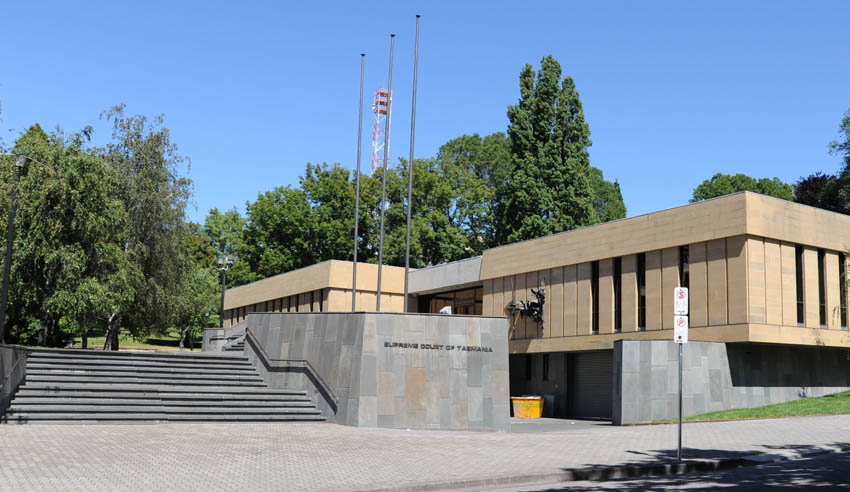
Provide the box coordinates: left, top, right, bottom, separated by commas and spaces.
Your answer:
244, 327, 339, 405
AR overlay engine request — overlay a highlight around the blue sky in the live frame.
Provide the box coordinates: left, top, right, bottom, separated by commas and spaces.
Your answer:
2, 1, 848, 223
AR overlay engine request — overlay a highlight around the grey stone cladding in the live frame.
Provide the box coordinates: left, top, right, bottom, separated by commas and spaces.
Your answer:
243, 312, 510, 431
613, 339, 850, 425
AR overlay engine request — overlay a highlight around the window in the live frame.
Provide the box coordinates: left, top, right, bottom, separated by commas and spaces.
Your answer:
422, 286, 484, 315
591, 261, 600, 334
818, 249, 826, 327
614, 257, 622, 333
679, 246, 690, 289
637, 253, 647, 331
840, 253, 847, 329
525, 355, 533, 381
796, 245, 804, 325
542, 354, 550, 381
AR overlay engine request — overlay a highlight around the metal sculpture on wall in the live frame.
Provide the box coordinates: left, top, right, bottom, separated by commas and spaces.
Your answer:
508, 286, 546, 327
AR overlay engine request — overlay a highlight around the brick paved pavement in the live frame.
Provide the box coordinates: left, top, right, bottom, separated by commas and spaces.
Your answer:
1, 416, 849, 491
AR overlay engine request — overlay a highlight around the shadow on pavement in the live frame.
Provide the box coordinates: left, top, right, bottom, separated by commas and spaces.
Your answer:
527, 443, 850, 491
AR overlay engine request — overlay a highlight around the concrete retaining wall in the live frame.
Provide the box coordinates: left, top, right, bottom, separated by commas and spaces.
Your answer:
244, 312, 510, 430
202, 328, 224, 352
613, 340, 850, 425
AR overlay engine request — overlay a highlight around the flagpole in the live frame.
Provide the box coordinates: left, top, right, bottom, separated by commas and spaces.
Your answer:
352, 53, 365, 311
403, 15, 421, 312
376, 33, 395, 312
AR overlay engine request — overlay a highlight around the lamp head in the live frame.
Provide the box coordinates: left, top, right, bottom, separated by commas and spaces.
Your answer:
15, 152, 27, 168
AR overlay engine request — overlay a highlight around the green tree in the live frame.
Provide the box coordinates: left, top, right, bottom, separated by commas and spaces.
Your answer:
174, 226, 219, 350
830, 109, 850, 170
99, 106, 193, 350
237, 185, 317, 282
203, 207, 245, 258
8, 125, 132, 347
436, 132, 511, 251
690, 173, 793, 202
498, 55, 598, 243
383, 158, 468, 267
301, 162, 359, 263
816, 110, 850, 214
588, 167, 627, 222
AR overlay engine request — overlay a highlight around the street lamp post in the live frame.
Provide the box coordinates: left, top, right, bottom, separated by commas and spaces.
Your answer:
217, 256, 236, 328
0, 153, 27, 344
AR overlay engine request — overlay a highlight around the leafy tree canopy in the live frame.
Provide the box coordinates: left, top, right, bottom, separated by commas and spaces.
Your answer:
690, 173, 793, 202
498, 55, 599, 243
589, 167, 626, 223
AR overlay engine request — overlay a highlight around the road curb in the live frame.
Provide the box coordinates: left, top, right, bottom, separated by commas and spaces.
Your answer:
363, 444, 850, 491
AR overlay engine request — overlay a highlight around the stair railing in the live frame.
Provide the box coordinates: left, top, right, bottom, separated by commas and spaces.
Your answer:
244, 327, 339, 406
0, 346, 27, 421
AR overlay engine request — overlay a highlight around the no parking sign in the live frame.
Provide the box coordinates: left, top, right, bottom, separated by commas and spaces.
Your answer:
674, 315, 688, 344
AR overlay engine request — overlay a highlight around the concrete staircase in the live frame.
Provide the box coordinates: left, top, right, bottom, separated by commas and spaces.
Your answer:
2, 349, 325, 424
222, 335, 245, 352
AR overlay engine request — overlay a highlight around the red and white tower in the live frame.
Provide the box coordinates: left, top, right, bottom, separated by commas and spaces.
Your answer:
371, 88, 391, 173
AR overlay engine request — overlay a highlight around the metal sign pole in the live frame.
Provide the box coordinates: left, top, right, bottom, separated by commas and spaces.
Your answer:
673, 286, 689, 462
678, 343, 683, 461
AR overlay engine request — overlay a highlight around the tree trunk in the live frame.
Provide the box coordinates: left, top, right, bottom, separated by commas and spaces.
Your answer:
103, 312, 122, 351
179, 325, 185, 351
82, 331, 88, 349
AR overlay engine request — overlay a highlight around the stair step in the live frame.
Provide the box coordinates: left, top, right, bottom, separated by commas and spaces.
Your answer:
26, 370, 263, 381
26, 356, 251, 367
11, 398, 314, 407
13, 390, 308, 401
26, 348, 248, 361
26, 360, 255, 371
2, 414, 325, 424
9, 405, 321, 414
24, 376, 265, 386
18, 383, 305, 395
3, 347, 325, 425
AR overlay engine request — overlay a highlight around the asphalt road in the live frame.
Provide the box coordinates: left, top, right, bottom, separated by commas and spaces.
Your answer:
485, 450, 850, 491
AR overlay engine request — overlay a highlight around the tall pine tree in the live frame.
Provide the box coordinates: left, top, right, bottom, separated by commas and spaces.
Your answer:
498, 56, 598, 243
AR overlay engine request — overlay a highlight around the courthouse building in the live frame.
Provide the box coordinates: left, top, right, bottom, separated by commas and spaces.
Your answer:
221, 192, 850, 424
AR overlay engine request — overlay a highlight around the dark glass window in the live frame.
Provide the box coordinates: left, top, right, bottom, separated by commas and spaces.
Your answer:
818, 249, 826, 327
421, 286, 484, 315
525, 355, 533, 381
637, 253, 646, 330
796, 245, 804, 325
614, 257, 622, 333
542, 354, 550, 381
591, 261, 600, 334
679, 246, 690, 289
840, 253, 847, 329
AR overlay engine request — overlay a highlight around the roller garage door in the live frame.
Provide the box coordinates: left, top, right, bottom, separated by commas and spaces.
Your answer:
568, 350, 613, 419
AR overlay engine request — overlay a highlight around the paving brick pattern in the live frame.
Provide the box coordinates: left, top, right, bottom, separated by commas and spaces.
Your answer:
1, 416, 849, 491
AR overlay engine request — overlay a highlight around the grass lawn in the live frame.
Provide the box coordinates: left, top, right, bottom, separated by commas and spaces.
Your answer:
70, 332, 204, 352
653, 390, 850, 423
